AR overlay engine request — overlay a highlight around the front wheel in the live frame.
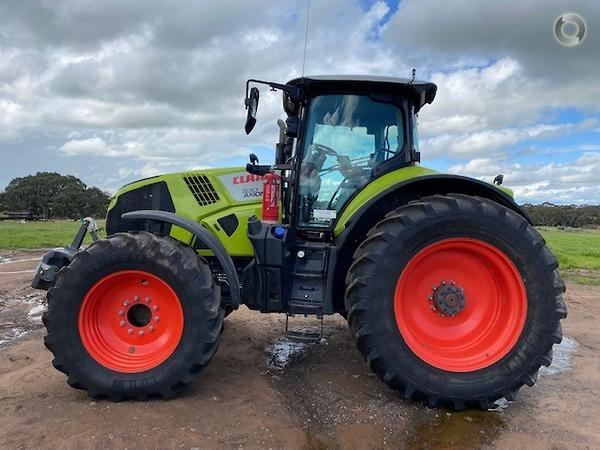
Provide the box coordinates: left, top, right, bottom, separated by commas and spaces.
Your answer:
345, 194, 567, 410
43, 231, 224, 400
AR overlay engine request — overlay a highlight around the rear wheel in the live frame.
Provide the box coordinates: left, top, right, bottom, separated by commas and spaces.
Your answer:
43, 231, 224, 399
345, 194, 567, 409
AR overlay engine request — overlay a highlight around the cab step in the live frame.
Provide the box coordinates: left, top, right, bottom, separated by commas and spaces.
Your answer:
285, 313, 324, 343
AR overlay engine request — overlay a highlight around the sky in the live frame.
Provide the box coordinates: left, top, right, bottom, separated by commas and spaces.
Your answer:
0, 0, 598, 204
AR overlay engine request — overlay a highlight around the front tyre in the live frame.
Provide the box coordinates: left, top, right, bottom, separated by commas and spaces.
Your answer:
345, 194, 567, 410
43, 231, 224, 400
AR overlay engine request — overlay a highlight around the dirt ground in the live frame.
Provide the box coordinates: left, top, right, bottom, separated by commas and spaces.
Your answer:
1, 250, 599, 449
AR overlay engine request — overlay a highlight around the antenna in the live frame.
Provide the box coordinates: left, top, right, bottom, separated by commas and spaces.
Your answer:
409, 67, 416, 84
301, 0, 312, 78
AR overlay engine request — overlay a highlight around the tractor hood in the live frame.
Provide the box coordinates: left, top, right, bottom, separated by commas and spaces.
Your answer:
106, 166, 265, 247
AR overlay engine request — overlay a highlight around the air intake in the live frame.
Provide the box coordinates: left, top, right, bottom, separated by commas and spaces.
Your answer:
183, 174, 220, 206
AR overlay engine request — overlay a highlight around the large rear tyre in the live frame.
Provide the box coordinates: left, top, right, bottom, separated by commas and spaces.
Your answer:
43, 231, 224, 400
345, 194, 567, 410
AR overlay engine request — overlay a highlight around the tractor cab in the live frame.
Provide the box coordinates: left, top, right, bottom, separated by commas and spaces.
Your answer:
244, 75, 436, 231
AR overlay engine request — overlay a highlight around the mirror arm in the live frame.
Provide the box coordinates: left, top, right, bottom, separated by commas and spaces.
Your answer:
245, 79, 300, 105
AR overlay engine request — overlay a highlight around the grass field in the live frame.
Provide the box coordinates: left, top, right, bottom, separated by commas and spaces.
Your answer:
1, 220, 599, 283
0, 220, 105, 250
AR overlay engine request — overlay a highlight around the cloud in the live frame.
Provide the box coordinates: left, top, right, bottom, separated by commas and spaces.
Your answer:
448, 153, 600, 204
0, 0, 598, 204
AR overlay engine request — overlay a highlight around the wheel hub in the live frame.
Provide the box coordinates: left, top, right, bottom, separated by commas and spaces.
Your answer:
432, 282, 466, 316
79, 270, 182, 373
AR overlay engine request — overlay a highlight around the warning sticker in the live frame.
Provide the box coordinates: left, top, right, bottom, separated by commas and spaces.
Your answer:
312, 209, 337, 221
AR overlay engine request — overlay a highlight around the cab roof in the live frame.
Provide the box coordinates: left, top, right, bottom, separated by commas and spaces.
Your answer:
286, 75, 437, 111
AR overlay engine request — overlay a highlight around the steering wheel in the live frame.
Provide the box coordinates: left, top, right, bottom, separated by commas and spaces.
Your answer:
311, 143, 338, 157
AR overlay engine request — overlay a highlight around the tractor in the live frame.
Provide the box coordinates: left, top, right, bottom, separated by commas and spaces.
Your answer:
32, 75, 566, 410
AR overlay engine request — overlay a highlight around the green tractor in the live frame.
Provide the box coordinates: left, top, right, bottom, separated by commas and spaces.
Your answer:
32, 75, 566, 409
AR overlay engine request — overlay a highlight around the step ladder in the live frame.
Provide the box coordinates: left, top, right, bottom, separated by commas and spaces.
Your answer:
285, 313, 324, 343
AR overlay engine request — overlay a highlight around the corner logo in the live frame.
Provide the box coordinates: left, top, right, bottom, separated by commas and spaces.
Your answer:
554, 13, 586, 47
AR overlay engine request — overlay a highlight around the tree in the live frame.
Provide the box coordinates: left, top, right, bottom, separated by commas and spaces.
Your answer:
0, 172, 110, 219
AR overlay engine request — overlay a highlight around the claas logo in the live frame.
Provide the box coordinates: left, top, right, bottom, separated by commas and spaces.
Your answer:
232, 174, 266, 185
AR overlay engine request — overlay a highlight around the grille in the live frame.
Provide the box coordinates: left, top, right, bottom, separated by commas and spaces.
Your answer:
183, 174, 220, 206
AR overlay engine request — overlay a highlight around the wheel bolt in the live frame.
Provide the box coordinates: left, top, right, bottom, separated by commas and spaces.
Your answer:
118, 309, 125, 316
149, 325, 155, 332
428, 296, 433, 301
144, 297, 151, 304
152, 305, 159, 312
128, 328, 134, 335
133, 296, 139, 302
123, 300, 129, 307
138, 330, 144, 336
440, 313, 445, 317
431, 306, 436, 311
119, 320, 126, 327
441, 281, 446, 285
451, 281, 456, 285
154, 316, 160, 322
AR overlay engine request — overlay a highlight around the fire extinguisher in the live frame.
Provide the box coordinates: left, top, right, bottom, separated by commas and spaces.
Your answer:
262, 172, 280, 224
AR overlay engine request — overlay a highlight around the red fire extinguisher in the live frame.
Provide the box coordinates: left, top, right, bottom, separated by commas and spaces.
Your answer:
262, 172, 280, 224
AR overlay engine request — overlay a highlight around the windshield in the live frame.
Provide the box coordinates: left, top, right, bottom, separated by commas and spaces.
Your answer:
297, 94, 406, 228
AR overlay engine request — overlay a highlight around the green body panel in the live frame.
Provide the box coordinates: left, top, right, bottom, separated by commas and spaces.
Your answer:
108, 164, 515, 256
333, 165, 436, 235
107, 167, 262, 257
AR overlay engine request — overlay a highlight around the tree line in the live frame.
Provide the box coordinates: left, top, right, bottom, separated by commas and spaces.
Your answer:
1, 172, 598, 226
0, 172, 110, 219
522, 203, 600, 228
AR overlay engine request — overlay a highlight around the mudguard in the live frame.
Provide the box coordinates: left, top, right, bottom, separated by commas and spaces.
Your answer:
122, 210, 241, 308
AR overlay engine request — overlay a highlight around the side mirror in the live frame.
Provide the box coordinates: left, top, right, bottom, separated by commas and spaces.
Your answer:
244, 87, 260, 134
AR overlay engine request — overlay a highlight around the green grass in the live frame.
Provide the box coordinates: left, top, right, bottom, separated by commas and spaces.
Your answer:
538, 226, 600, 270
0, 221, 599, 276
0, 220, 105, 249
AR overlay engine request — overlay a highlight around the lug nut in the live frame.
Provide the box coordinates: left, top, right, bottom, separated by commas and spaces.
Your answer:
154, 316, 160, 322
428, 296, 433, 300
149, 325, 155, 332
123, 300, 129, 307
451, 281, 456, 285
441, 281, 446, 285
128, 328, 134, 335
118, 309, 125, 316
152, 305, 159, 312
431, 306, 436, 311
144, 297, 151, 304
133, 296, 139, 302
138, 330, 144, 336
119, 320, 126, 327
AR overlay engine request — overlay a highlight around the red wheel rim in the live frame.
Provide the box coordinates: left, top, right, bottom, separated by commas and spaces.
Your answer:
394, 238, 527, 372
79, 270, 184, 373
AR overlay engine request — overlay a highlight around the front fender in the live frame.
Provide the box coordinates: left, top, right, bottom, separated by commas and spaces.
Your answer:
122, 210, 241, 308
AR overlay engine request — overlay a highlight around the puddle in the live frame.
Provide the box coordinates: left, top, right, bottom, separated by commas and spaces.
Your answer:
405, 409, 506, 449
264, 337, 312, 371
0, 327, 29, 348
27, 304, 47, 324
540, 336, 578, 376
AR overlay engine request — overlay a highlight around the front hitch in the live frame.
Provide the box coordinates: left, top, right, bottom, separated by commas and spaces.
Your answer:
31, 218, 99, 290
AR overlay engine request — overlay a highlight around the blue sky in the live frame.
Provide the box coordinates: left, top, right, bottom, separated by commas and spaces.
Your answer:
0, 0, 598, 204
